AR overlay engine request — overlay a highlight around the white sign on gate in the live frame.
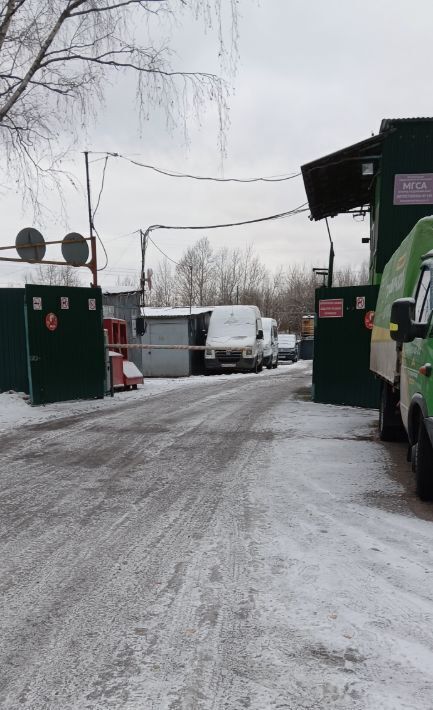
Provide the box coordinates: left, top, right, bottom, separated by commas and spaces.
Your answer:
356, 296, 365, 310
33, 297, 42, 311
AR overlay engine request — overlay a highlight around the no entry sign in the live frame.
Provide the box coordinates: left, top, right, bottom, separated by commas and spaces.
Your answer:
45, 312, 58, 332
318, 299, 344, 318
364, 310, 375, 330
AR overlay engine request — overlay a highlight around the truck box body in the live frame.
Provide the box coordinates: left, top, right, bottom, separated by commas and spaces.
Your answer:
370, 217, 433, 385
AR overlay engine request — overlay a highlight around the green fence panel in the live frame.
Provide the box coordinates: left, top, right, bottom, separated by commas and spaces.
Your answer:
0, 288, 29, 393
313, 285, 380, 408
25, 285, 105, 405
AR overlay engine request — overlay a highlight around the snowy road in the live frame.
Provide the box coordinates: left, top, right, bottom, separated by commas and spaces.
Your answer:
2, 363, 433, 709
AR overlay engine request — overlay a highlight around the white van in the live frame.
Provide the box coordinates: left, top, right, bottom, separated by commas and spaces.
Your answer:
205, 305, 264, 373
278, 333, 298, 363
262, 317, 279, 369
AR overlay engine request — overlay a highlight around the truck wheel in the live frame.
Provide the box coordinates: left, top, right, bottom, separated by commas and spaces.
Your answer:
413, 419, 433, 501
379, 383, 406, 442
257, 360, 263, 373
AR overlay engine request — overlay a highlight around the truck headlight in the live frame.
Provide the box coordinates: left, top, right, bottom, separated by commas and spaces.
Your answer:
205, 349, 214, 358
243, 347, 253, 358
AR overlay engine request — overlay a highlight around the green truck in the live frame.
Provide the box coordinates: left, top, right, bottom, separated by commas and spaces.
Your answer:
371, 217, 433, 500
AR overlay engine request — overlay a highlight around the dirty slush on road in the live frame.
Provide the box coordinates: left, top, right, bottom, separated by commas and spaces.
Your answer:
1, 364, 433, 710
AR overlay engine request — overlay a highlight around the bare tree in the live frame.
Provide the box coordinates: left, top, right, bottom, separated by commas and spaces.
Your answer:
26, 263, 82, 286
213, 246, 241, 304
150, 257, 173, 307
176, 236, 215, 306
0, 1, 238, 208
149, 236, 369, 334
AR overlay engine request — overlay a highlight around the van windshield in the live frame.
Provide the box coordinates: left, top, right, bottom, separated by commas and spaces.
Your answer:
207, 308, 256, 339
279, 334, 296, 348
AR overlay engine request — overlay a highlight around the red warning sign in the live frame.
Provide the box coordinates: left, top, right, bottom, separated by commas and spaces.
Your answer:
318, 299, 344, 318
364, 310, 375, 330
45, 312, 58, 331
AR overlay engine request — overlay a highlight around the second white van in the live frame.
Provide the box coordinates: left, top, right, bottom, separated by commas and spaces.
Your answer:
262, 317, 279, 369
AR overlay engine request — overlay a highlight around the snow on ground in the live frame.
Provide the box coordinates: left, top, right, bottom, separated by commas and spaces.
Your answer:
4, 362, 433, 708
0, 360, 310, 433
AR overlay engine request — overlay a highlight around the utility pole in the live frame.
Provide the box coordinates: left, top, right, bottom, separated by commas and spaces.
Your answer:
189, 263, 193, 316
140, 229, 148, 308
84, 151, 98, 287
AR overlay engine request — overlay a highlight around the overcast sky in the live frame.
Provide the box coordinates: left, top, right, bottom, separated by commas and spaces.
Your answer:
2, 0, 433, 289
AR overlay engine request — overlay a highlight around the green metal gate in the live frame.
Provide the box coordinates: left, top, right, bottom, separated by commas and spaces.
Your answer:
25, 285, 105, 405
313, 285, 380, 408
0, 288, 29, 393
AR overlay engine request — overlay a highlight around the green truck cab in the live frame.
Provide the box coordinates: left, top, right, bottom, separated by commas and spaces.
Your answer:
370, 217, 433, 500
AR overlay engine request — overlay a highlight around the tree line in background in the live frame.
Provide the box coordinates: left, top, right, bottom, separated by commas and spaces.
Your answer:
147, 237, 368, 333
28, 236, 368, 333
27, 236, 368, 333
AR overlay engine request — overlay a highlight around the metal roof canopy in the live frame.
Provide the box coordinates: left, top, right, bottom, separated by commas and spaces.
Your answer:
301, 132, 387, 221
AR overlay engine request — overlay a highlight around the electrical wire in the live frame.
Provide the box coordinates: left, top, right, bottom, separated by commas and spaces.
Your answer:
88, 150, 301, 183
94, 226, 109, 272
92, 156, 109, 222
147, 235, 180, 266
143, 203, 308, 236
143, 203, 308, 267
88, 154, 110, 271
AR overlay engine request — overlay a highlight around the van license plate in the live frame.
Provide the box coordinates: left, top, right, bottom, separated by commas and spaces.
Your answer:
221, 363, 233, 367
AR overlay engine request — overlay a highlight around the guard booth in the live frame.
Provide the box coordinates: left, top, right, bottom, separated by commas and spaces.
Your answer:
302, 117, 433, 408
313, 286, 379, 407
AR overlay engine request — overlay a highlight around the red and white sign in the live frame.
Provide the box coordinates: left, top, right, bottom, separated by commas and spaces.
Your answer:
356, 296, 365, 310
364, 310, 375, 330
88, 298, 96, 311
318, 299, 344, 318
394, 173, 433, 205
45, 312, 58, 331
60, 297, 69, 310
33, 297, 42, 311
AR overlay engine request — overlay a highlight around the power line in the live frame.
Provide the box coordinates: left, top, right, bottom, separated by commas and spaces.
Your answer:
142, 203, 308, 236
88, 151, 301, 183
92, 155, 109, 222
147, 235, 180, 266
141, 202, 308, 268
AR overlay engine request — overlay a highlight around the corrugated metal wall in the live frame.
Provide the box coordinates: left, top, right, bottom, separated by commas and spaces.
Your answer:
373, 120, 433, 278
0, 289, 29, 393
313, 285, 380, 408
25, 285, 105, 404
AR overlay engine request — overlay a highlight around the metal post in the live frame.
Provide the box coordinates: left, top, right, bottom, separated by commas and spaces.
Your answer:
326, 218, 334, 288
189, 264, 193, 316
140, 229, 148, 308
84, 151, 98, 287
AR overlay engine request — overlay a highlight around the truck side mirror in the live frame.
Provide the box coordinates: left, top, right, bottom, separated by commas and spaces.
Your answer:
257, 329, 264, 340
390, 298, 428, 342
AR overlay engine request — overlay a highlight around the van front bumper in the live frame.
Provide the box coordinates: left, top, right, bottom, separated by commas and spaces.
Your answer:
278, 350, 297, 362
205, 356, 256, 372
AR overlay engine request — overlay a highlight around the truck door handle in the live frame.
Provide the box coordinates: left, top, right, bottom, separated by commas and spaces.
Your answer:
419, 363, 432, 377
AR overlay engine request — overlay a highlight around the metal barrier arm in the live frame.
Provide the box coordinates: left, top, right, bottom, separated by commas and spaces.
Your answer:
108, 343, 244, 351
